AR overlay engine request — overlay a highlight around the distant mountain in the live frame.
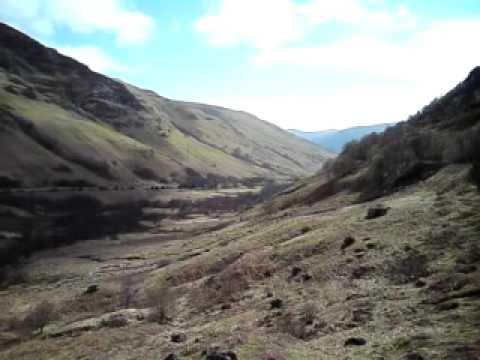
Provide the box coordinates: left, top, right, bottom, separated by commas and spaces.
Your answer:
0, 23, 334, 189
290, 123, 394, 153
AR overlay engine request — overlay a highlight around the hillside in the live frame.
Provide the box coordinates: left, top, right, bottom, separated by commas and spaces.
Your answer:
0, 23, 333, 189
289, 123, 393, 153
1, 64, 479, 360
280, 67, 480, 208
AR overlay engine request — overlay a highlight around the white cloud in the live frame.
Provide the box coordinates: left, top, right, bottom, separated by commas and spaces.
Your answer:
195, 1, 480, 130
196, 0, 303, 49
252, 19, 480, 93
58, 46, 126, 73
0, 0, 154, 45
195, 0, 412, 49
197, 18, 480, 131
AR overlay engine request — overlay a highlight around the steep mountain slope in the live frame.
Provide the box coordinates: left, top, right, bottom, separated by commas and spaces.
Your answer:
0, 23, 333, 188
290, 123, 393, 153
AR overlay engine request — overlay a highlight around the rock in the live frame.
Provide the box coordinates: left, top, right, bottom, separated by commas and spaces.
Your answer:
164, 354, 178, 360
344, 337, 367, 346
302, 273, 312, 282
365, 206, 390, 220
44, 308, 149, 337
202, 347, 237, 360
352, 308, 373, 324
415, 280, 427, 288
270, 299, 283, 309
290, 266, 302, 278
404, 353, 424, 360
84, 285, 98, 295
171, 333, 187, 343
436, 302, 459, 312
100, 314, 128, 328
300, 226, 311, 234
341, 237, 356, 251
429, 275, 469, 293
351, 266, 375, 279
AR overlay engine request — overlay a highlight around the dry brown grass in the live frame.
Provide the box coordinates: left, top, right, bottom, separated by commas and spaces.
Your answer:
10, 301, 58, 336
168, 251, 244, 286
59, 288, 119, 320
190, 249, 276, 311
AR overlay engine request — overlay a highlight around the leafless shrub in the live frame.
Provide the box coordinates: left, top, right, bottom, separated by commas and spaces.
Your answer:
60, 288, 118, 316
21, 301, 57, 335
276, 312, 309, 340
119, 276, 136, 309
145, 284, 176, 324
301, 302, 318, 325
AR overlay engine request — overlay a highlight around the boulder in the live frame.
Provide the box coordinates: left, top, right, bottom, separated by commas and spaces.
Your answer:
341, 237, 355, 251
171, 333, 187, 343
270, 299, 283, 310
344, 337, 367, 346
365, 206, 390, 220
202, 347, 237, 360
83, 285, 98, 295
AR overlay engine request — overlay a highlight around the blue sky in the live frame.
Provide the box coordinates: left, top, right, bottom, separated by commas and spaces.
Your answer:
1, 0, 480, 131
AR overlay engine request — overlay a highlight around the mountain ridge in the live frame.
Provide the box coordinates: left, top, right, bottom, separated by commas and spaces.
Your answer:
289, 123, 394, 153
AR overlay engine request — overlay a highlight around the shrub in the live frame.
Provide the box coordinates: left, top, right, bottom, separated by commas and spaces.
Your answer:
0, 265, 27, 288
119, 276, 136, 309
276, 312, 310, 340
21, 301, 57, 334
145, 284, 176, 324
60, 288, 118, 316
301, 302, 318, 325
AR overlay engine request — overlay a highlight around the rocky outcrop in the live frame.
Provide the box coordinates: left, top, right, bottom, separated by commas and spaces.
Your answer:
44, 308, 150, 337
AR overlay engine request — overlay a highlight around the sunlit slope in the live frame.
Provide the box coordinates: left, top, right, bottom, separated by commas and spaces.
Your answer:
0, 23, 333, 187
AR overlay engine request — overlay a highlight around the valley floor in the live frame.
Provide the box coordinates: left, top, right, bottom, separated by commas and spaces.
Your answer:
1, 166, 479, 359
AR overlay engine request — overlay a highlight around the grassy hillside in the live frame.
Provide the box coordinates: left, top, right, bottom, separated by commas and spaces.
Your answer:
0, 23, 333, 188
1, 166, 478, 359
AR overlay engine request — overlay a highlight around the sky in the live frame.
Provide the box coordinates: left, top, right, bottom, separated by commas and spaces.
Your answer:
1, 0, 480, 131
